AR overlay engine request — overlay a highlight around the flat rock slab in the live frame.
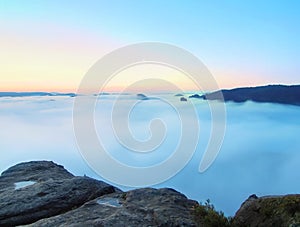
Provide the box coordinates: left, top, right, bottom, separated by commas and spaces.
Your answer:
0, 161, 74, 193
0, 161, 119, 226
27, 188, 199, 227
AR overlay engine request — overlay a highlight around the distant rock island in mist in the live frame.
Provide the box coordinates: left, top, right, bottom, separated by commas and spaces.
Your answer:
1, 85, 300, 107
0, 161, 299, 226
197, 85, 300, 106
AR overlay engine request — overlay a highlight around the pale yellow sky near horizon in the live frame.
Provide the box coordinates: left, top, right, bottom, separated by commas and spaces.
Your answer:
0, 42, 272, 93
1, 1, 299, 92
0, 18, 287, 93
0, 19, 274, 93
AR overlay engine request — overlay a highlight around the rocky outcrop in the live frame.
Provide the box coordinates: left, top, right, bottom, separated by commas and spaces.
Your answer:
0, 161, 73, 190
0, 161, 229, 226
27, 188, 200, 226
233, 194, 300, 227
137, 93, 149, 100
1, 161, 299, 226
180, 97, 187, 102
0, 161, 118, 226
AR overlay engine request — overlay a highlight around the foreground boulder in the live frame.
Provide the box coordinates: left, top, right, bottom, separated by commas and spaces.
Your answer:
0, 161, 118, 226
233, 194, 300, 227
3, 161, 299, 226
0, 161, 73, 193
28, 188, 200, 226
0, 161, 230, 226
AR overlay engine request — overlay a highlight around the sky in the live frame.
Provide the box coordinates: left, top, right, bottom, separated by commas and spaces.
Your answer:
0, 0, 300, 92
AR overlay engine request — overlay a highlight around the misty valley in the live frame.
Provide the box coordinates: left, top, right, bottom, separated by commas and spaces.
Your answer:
1, 93, 299, 216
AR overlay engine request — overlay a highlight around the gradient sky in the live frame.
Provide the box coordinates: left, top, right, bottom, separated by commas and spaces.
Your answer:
0, 0, 299, 92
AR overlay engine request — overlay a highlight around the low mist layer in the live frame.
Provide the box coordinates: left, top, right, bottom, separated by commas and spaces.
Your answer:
0, 94, 299, 216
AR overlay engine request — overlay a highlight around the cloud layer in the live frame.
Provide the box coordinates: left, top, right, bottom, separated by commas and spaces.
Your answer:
1, 95, 299, 216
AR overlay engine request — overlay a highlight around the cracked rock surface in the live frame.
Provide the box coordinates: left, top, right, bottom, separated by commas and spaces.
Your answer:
0, 161, 118, 226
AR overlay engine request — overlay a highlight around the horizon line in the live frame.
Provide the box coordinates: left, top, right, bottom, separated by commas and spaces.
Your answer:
0, 83, 299, 94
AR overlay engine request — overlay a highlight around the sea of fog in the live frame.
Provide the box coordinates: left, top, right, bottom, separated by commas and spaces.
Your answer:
1, 94, 300, 216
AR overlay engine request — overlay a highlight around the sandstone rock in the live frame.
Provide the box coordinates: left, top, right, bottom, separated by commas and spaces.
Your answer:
5, 161, 299, 227
27, 188, 199, 226
0, 161, 118, 226
180, 97, 187, 102
0, 161, 73, 193
233, 194, 300, 227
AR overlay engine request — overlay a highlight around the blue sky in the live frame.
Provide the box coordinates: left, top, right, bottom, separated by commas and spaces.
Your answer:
0, 0, 299, 91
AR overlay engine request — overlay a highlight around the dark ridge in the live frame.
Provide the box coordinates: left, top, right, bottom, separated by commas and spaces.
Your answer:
200, 85, 300, 106
189, 94, 202, 99
0, 92, 76, 98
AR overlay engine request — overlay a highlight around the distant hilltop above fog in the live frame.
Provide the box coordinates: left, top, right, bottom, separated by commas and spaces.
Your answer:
0, 92, 76, 97
196, 85, 300, 106
2, 84, 300, 106
1, 161, 300, 226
